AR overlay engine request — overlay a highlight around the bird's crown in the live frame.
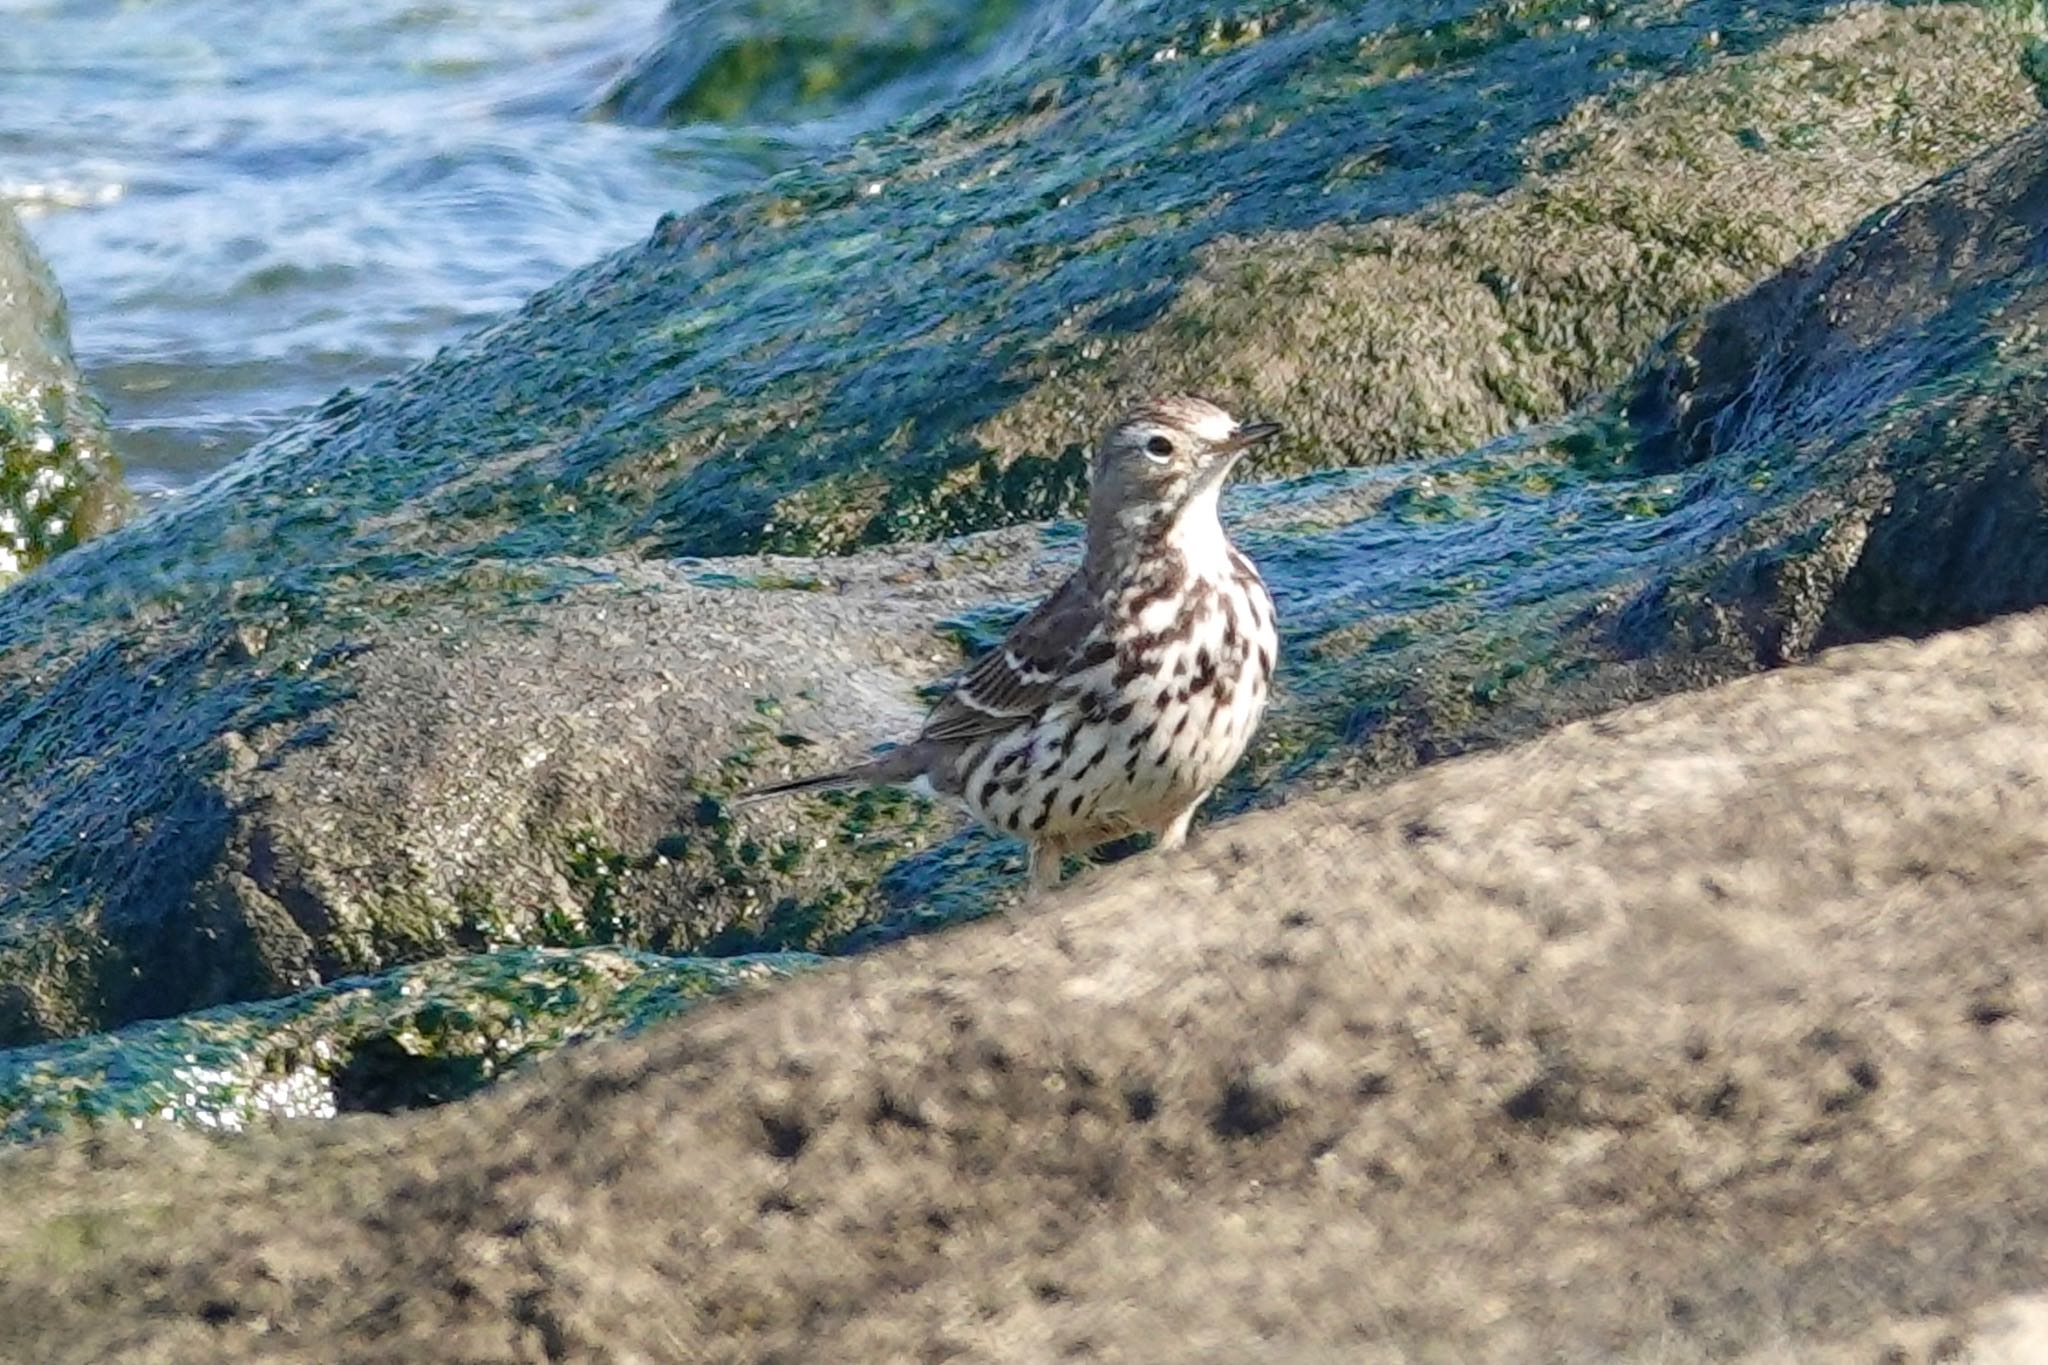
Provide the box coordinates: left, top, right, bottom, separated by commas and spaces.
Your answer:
1097, 395, 1241, 467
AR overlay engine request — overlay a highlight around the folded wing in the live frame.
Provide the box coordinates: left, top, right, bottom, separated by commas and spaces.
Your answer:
919, 574, 1103, 746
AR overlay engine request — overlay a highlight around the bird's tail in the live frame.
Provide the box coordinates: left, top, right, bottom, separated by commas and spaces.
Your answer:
732, 747, 924, 806
732, 768, 868, 805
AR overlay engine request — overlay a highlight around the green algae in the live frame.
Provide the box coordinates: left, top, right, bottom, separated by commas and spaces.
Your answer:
0, 946, 815, 1143
934, 600, 1032, 658
661, 779, 956, 955
548, 759, 957, 961
1, 0, 2019, 625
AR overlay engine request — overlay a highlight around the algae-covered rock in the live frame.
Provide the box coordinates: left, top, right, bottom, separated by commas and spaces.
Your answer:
5, 115, 2048, 1049
0, 946, 811, 1142
1627, 118, 2048, 649
0, 206, 126, 586
595, 0, 1052, 128
0, 2, 2044, 1049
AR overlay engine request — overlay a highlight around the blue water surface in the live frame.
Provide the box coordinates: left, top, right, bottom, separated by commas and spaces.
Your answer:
0, 0, 828, 492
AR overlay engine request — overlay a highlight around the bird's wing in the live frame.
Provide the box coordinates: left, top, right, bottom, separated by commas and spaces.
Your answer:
919, 574, 1106, 746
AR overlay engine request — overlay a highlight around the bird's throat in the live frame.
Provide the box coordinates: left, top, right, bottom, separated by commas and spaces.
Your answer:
1086, 480, 1232, 585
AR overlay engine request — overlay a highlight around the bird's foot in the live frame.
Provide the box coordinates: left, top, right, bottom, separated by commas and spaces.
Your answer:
1025, 839, 1070, 896
1154, 805, 1200, 853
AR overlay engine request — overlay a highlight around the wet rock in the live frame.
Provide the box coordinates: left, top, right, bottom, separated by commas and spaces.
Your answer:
0, 947, 810, 1142
0, 206, 127, 586
0, 8, 2044, 1047
594, 0, 1056, 128
1626, 122, 2048, 648
3, 606, 2047, 1362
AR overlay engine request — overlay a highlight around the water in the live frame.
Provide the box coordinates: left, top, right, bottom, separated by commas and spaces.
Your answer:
0, 0, 816, 496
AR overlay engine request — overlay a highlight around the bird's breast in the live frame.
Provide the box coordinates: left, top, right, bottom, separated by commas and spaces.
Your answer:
1098, 563, 1274, 781
951, 549, 1276, 844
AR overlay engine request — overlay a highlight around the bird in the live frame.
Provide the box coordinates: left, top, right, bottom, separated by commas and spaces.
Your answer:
739, 395, 1281, 890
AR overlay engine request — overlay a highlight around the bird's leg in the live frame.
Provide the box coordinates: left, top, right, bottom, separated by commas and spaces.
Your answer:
1154, 803, 1200, 853
1026, 837, 1068, 893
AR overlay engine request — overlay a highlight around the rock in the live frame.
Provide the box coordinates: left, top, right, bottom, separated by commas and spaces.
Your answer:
0, 5, 2043, 1048
0, 205, 127, 586
594, 0, 1056, 128
3, 606, 2047, 1362
1627, 120, 2048, 648
0, 946, 813, 1143
6, 96, 2048, 1048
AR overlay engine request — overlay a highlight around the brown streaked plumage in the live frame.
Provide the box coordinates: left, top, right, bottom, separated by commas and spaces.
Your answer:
740, 395, 1281, 890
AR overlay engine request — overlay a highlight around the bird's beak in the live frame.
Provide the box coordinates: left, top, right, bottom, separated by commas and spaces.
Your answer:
1223, 420, 1283, 455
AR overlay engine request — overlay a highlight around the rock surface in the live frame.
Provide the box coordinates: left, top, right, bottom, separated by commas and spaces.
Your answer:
0, 205, 126, 585
3, 606, 2047, 1362
3, 85, 2048, 1053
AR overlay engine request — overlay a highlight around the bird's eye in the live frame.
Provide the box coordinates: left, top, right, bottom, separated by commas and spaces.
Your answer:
1143, 434, 1174, 464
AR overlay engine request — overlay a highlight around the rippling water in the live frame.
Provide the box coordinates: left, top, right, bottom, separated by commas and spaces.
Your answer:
1, 0, 820, 496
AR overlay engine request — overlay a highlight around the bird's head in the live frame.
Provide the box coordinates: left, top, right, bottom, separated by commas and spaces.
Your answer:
1087, 395, 1281, 538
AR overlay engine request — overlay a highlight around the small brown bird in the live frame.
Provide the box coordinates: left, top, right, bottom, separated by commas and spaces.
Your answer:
741, 395, 1281, 889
